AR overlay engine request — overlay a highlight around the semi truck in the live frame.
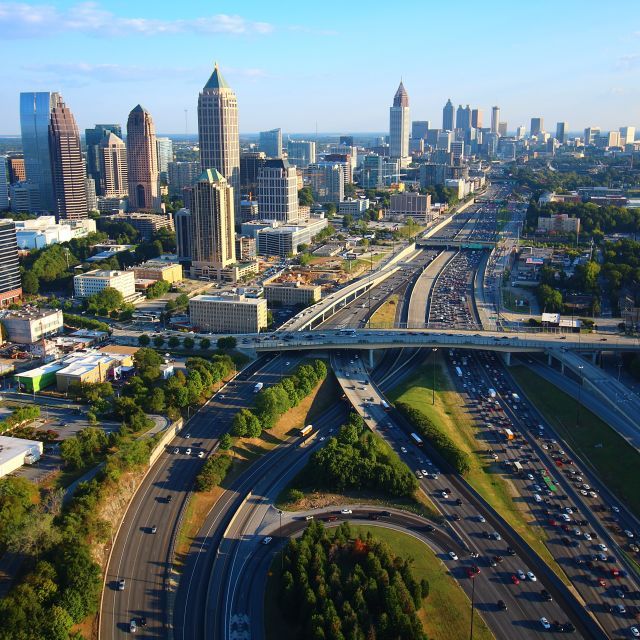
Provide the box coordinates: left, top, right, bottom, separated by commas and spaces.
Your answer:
253, 382, 264, 393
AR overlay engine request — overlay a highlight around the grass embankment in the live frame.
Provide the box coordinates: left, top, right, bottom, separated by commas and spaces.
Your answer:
341, 250, 387, 274
173, 371, 340, 565
501, 288, 531, 314
509, 365, 640, 519
387, 356, 570, 584
264, 525, 494, 640
369, 293, 399, 328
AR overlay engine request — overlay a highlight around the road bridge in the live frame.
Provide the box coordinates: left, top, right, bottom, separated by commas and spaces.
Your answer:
417, 238, 495, 250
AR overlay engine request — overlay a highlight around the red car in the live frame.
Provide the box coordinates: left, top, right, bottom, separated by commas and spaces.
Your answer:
598, 578, 607, 587
466, 567, 477, 578
511, 574, 520, 585
548, 519, 557, 526
611, 569, 621, 578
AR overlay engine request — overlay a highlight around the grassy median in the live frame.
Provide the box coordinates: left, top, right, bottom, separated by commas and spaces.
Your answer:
369, 293, 400, 328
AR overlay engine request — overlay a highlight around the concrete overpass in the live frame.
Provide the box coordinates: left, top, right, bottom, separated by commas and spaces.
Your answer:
416, 238, 495, 250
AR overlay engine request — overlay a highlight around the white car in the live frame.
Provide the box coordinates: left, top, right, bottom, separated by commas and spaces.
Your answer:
527, 473, 535, 481
341, 509, 353, 515
198, 451, 205, 459
527, 571, 537, 582
441, 491, 449, 498
185, 448, 192, 455
631, 627, 640, 638
448, 551, 459, 561
129, 620, 137, 633
625, 530, 635, 538
478, 515, 486, 523
584, 533, 592, 541
560, 513, 571, 522
421, 469, 429, 476
517, 569, 526, 581
173, 447, 179, 454
262, 536, 273, 545
540, 617, 551, 630
598, 543, 608, 551
400, 447, 407, 454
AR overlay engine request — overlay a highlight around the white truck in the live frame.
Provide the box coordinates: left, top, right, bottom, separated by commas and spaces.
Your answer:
253, 382, 264, 393
488, 388, 497, 398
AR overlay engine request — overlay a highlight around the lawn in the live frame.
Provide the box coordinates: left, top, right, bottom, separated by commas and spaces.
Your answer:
369, 293, 399, 328
387, 355, 570, 584
509, 365, 640, 519
265, 525, 494, 640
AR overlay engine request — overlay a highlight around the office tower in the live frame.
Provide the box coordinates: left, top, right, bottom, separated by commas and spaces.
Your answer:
48, 95, 88, 219
168, 161, 199, 197
287, 140, 316, 168
620, 126, 636, 146
412, 121, 430, 140
198, 63, 240, 213
174, 208, 192, 262
361, 154, 383, 188
100, 132, 128, 197
389, 81, 410, 162
126, 104, 161, 212
530, 117, 543, 137
485, 132, 499, 157
516, 125, 526, 140
0, 157, 8, 210
491, 106, 500, 134
604, 131, 621, 148
259, 128, 282, 158
20, 91, 60, 211
0, 219, 22, 306
451, 141, 464, 161
436, 130, 452, 151
9, 182, 40, 212
584, 127, 600, 146
555, 122, 567, 144
7, 156, 26, 184
257, 158, 299, 222
471, 108, 483, 129
323, 154, 352, 185
85, 124, 122, 193
239, 151, 267, 192
190, 168, 236, 279
455, 105, 471, 131
442, 99, 455, 130
156, 137, 173, 180
339, 136, 354, 146
86, 177, 97, 212
498, 122, 508, 137
306, 162, 344, 203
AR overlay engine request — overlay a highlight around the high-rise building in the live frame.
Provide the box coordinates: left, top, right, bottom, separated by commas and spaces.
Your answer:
471, 108, 483, 129
412, 121, 430, 140
168, 161, 199, 197
0, 219, 22, 306
7, 156, 26, 184
9, 182, 40, 212
436, 130, 452, 151
48, 95, 88, 219
174, 208, 192, 262
620, 126, 636, 146
239, 151, 267, 192
389, 81, 410, 163
442, 99, 455, 131
85, 124, 122, 194
491, 106, 500, 134
20, 91, 60, 212
516, 125, 526, 140
0, 157, 9, 210
361, 154, 383, 188
198, 63, 240, 212
259, 128, 282, 158
530, 117, 544, 137
306, 162, 344, 203
451, 141, 465, 161
86, 177, 97, 212
555, 122, 567, 144
126, 104, 161, 212
286, 140, 316, 168
498, 122, 508, 137
100, 132, 128, 198
190, 168, 236, 279
257, 158, 299, 223
156, 137, 173, 180
584, 127, 601, 146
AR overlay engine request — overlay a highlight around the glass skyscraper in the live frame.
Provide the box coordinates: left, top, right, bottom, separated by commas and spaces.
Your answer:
20, 91, 59, 212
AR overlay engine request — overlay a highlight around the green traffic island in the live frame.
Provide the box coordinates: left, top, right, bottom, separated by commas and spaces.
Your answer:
265, 521, 494, 640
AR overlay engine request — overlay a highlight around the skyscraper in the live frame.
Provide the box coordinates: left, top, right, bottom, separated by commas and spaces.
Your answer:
530, 117, 544, 137
156, 137, 174, 180
443, 99, 455, 131
198, 63, 240, 212
190, 168, 236, 279
471, 108, 483, 129
85, 124, 122, 194
389, 81, 410, 163
48, 95, 88, 219
0, 219, 22, 306
126, 104, 161, 212
286, 140, 316, 168
0, 157, 9, 210
100, 132, 128, 198
412, 121, 430, 140
20, 91, 59, 212
620, 126, 636, 146
555, 122, 567, 144
456, 105, 472, 131
168, 161, 200, 197
259, 128, 282, 158
498, 122, 508, 137
257, 158, 299, 222
491, 106, 500, 134
306, 162, 344, 203
455, 105, 465, 131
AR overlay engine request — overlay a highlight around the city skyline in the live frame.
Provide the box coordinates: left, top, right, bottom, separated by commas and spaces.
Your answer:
1, 0, 639, 134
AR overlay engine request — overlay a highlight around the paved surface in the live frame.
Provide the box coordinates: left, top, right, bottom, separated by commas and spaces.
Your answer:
407, 250, 454, 327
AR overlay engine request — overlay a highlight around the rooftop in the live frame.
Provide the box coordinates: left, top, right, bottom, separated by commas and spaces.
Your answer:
0, 436, 43, 466
14, 361, 65, 379
203, 62, 230, 91
0, 307, 61, 321
191, 294, 265, 305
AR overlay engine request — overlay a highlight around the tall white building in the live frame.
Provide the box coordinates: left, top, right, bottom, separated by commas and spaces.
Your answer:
620, 126, 636, 146
100, 132, 128, 198
257, 159, 299, 223
389, 81, 410, 165
491, 106, 500, 134
156, 137, 173, 179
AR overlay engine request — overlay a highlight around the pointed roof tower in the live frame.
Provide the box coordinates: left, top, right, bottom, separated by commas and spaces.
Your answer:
204, 62, 230, 91
393, 80, 409, 107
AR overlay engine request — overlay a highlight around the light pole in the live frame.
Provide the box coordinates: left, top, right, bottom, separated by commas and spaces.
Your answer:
432, 348, 438, 405
575, 365, 584, 428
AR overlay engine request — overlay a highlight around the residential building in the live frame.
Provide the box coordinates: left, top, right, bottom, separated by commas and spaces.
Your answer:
257, 158, 299, 222
382, 159, 400, 186
259, 128, 282, 158
306, 162, 344, 203
86, 177, 97, 212
411, 121, 430, 140
110, 212, 173, 239
174, 208, 192, 262
555, 122, 567, 143
168, 161, 199, 197
85, 124, 122, 193
190, 168, 236, 280
286, 140, 316, 168
339, 198, 369, 217
0, 157, 8, 210
0, 307, 63, 344
530, 117, 544, 137
240, 151, 267, 191
133, 261, 183, 283
620, 126, 636, 147
198, 63, 240, 213
235, 235, 256, 261
73, 269, 136, 299
156, 137, 173, 179
584, 126, 601, 146
189, 294, 267, 334
126, 105, 161, 211
7, 156, 26, 184
48, 95, 87, 219
239, 200, 259, 222
491, 106, 500, 134
537, 214, 580, 235
389, 80, 410, 164
96, 196, 127, 214
20, 91, 59, 211
442, 99, 454, 130
389, 193, 431, 221
264, 281, 321, 306
100, 132, 128, 198
0, 219, 22, 306
9, 182, 40, 212
471, 108, 483, 129
451, 140, 465, 160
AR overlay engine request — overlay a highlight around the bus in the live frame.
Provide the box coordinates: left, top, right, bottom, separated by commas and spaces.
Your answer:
455, 366, 463, 378
298, 424, 313, 438
541, 473, 557, 493
410, 432, 424, 447
381, 400, 390, 410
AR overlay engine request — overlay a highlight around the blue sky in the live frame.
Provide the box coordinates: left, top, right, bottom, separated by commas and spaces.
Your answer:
1, 0, 639, 135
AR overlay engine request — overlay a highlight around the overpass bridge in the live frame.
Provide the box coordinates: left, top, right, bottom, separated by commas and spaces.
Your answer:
417, 238, 495, 250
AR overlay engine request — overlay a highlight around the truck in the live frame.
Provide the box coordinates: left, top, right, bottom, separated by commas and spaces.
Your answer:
503, 428, 515, 440
253, 382, 264, 393
455, 366, 463, 378
488, 388, 497, 398
410, 432, 424, 447
298, 424, 313, 438
513, 461, 523, 474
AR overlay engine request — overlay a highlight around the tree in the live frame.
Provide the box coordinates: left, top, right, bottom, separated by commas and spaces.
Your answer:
298, 186, 314, 206
200, 338, 211, 350
138, 334, 151, 346
183, 336, 195, 349
175, 293, 190, 308
344, 183, 357, 199
88, 287, 124, 313
219, 433, 232, 450
217, 336, 237, 350
153, 335, 165, 347
134, 348, 163, 381
168, 336, 180, 348
298, 252, 312, 266
145, 388, 166, 413
22, 271, 39, 295
537, 284, 563, 312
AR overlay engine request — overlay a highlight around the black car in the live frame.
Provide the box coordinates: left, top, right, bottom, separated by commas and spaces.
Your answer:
166, 495, 173, 503
451, 514, 461, 521
381, 511, 392, 517
368, 513, 380, 520
455, 498, 463, 506
561, 622, 575, 633
506, 546, 516, 556
139, 617, 147, 628
540, 589, 553, 602
497, 600, 507, 610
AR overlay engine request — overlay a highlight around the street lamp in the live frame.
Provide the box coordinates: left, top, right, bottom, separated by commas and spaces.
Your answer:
575, 365, 584, 428
431, 348, 438, 405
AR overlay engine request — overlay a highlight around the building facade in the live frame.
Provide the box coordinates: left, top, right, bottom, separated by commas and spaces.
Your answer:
73, 269, 136, 299
442, 98, 454, 130
0, 308, 63, 344
126, 105, 161, 211
389, 81, 410, 163
306, 162, 344, 203
471, 108, 482, 129
555, 122, 567, 143
389, 192, 431, 220
0, 220, 22, 306
530, 117, 544, 137
168, 161, 199, 197
133, 261, 183, 283
110, 212, 173, 239
286, 140, 316, 168
85, 124, 122, 194
257, 158, 299, 222
100, 132, 128, 198
259, 128, 282, 158
491, 106, 500, 134
189, 294, 267, 333
0, 157, 8, 210
7, 156, 26, 184
156, 137, 173, 179
264, 281, 321, 306
174, 208, 192, 262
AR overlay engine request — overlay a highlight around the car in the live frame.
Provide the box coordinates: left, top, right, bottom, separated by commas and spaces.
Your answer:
517, 569, 526, 581
305, 515, 314, 521
198, 451, 205, 458
184, 433, 191, 439
497, 599, 507, 610
617, 604, 627, 614
441, 490, 449, 498
478, 515, 486, 523
173, 447, 179, 454
540, 617, 551, 630
511, 574, 520, 585
185, 448, 192, 455
262, 536, 273, 545
455, 498, 463, 506
400, 447, 407, 454
129, 620, 137, 633
341, 508, 353, 515
625, 530, 635, 538
617, 588, 626, 599
150, 525, 157, 534
166, 495, 172, 503
494, 555, 504, 563
527, 571, 537, 582
506, 546, 516, 556
138, 617, 147, 627
598, 543, 608, 551
118, 579, 126, 591
631, 627, 640, 638
541, 589, 552, 601
584, 532, 592, 540
448, 551, 459, 561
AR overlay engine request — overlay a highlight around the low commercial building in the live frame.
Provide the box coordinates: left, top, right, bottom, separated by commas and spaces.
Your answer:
55, 352, 119, 392
0, 436, 43, 478
389, 192, 431, 220
132, 261, 183, 283
14, 216, 96, 250
74, 269, 136, 299
338, 198, 370, 217
15, 361, 65, 392
109, 212, 174, 240
241, 216, 328, 257
189, 294, 268, 334
264, 281, 321, 306
0, 307, 63, 344
537, 214, 580, 235
97, 344, 139, 367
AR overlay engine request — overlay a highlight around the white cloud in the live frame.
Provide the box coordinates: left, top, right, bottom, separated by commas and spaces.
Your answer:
616, 54, 640, 69
0, 2, 274, 37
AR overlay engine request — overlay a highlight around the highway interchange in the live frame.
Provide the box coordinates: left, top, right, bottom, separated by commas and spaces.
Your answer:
100, 183, 640, 640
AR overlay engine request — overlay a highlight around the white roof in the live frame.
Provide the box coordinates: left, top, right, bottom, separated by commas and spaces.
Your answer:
0, 436, 43, 465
